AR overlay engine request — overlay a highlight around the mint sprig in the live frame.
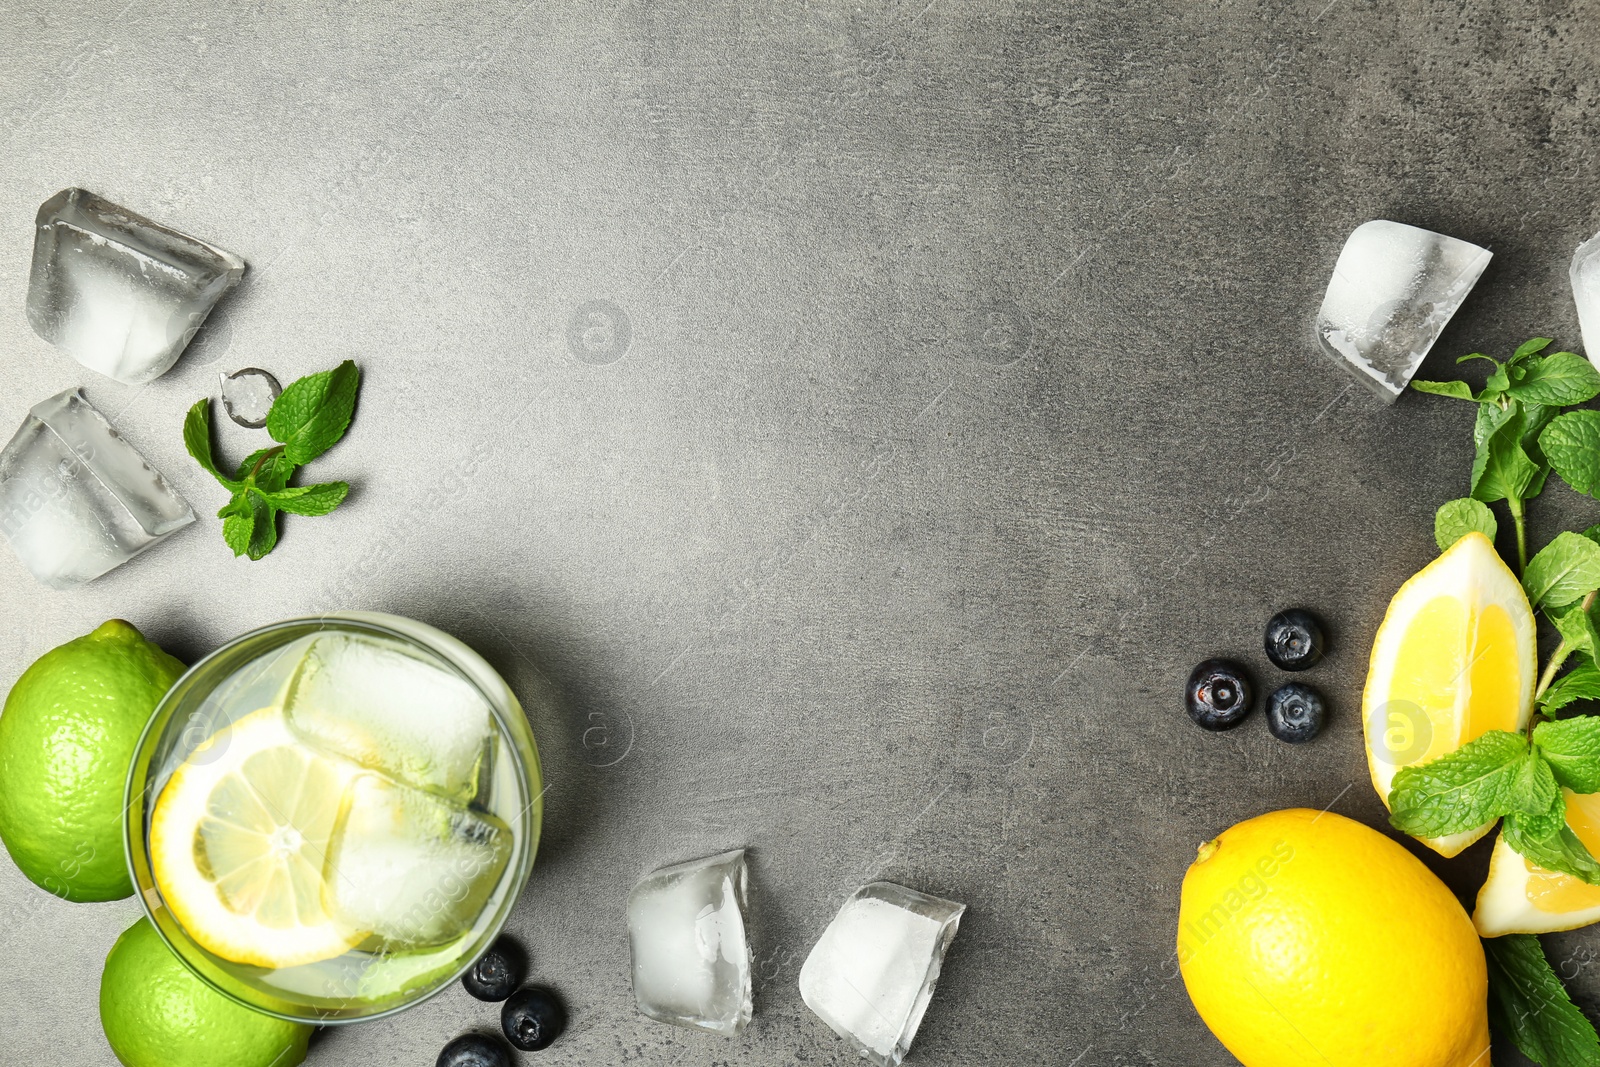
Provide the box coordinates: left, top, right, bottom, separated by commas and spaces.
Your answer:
1412, 338, 1600, 1066
1487, 935, 1600, 1067
1387, 732, 1544, 839
1387, 667, 1600, 886
185, 360, 359, 560
1415, 338, 1600, 571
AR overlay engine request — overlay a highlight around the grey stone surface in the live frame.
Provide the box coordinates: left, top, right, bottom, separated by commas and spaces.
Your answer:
0, 2, 1596, 1065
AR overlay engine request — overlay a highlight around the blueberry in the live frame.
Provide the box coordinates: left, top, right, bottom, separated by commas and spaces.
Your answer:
1186, 659, 1254, 731
502, 986, 566, 1051
462, 938, 524, 1002
437, 1033, 511, 1067
1267, 683, 1326, 743
1264, 608, 1326, 671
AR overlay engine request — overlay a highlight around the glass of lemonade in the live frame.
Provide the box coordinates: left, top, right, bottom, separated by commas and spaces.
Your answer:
124, 612, 542, 1023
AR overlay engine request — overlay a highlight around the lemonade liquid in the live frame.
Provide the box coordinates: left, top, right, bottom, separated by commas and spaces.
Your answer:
146, 631, 528, 1019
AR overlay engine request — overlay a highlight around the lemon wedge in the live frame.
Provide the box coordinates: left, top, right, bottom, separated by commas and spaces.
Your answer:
149, 707, 366, 968
1476, 790, 1600, 935
1362, 531, 1536, 857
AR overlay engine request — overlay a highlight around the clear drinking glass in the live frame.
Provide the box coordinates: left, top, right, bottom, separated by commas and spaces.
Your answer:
124, 612, 543, 1023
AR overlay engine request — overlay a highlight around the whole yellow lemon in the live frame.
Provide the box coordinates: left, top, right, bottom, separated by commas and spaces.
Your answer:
1178, 808, 1488, 1067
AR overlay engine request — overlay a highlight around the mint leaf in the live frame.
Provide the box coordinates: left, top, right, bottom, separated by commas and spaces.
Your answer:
221, 515, 251, 556
266, 360, 360, 465
245, 492, 279, 560
1505, 810, 1600, 886
1515, 337, 1557, 361
260, 482, 347, 517
1542, 662, 1600, 716
1388, 731, 1530, 837
1411, 379, 1478, 401
1525, 404, 1556, 440
1511, 352, 1600, 407
1435, 498, 1497, 552
221, 494, 255, 556
1511, 801, 1571, 845
1535, 716, 1600, 791
1551, 603, 1600, 659
1543, 411, 1600, 499
183, 400, 240, 491
1474, 407, 1540, 504
1476, 399, 1518, 450
1509, 751, 1563, 816
1459, 352, 1499, 364
1524, 403, 1557, 498
1486, 933, 1600, 1067
1524, 532, 1600, 610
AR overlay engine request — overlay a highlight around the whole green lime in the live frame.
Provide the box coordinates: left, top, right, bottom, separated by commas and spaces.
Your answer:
0, 619, 185, 901
101, 917, 311, 1067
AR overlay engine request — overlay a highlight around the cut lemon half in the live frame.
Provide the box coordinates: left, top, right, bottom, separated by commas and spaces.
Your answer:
1362, 531, 1536, 857
1476, 790, 1600, 935
149, 707, 366, 968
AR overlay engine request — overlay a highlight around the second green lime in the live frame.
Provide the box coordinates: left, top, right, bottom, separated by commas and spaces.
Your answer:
101, 916, 311, 1067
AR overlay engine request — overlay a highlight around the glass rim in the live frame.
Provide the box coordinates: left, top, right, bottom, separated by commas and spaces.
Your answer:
123, 611, 543, 1024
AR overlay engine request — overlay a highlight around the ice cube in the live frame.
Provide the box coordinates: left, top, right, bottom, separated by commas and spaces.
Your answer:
0, 389, 194, 589
284, 634, 494, 802
627, 849, 752, 1036
220, 368, 281, 429
324, 774, 511, 949
26, 188, 245, 385
1571, 230, 1600, 369
1316, 220, 1492, 402
798, 882, 965, 1067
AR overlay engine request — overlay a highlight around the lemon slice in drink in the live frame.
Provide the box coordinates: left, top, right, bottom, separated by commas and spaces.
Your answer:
150, 708, 366, 968
1362, 531, 1536, 857
1476, 791, 1600, 935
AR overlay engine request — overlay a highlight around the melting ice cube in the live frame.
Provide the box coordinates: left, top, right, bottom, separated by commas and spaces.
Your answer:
1316, 220, 1491, 402
798, 882, 965, 1067
26, 188, 245, 385
220, 368, 281, 429
1571, 231, 1600, 369
0, 389, 194, 588
627, 850, 752, 1036
324, 774, 511, 949
284, 633, 494, 802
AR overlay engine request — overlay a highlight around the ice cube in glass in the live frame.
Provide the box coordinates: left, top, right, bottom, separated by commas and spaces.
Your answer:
1316, 220, 1491, 401
1571, 230, 1600, 370
324, 774, 512, 949
284, 633, 494, 802
26, 188, 246, 384
798, 882, 965, 1067
627, 849, 752, 1036
0, 389, 194, 588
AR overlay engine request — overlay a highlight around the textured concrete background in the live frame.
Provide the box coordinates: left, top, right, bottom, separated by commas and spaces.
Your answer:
0, 2, 1597, 1064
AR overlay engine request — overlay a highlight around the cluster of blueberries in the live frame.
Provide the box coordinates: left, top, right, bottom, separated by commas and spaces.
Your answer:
1185, 609, 1329, 744
436, 939, 566, 1067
